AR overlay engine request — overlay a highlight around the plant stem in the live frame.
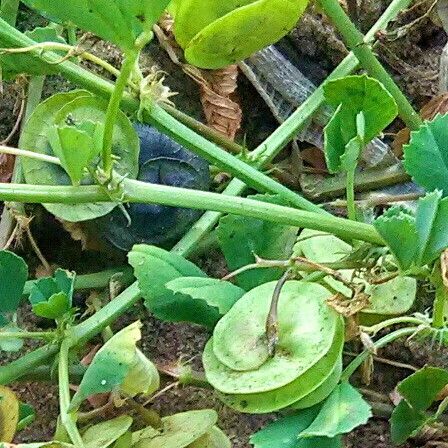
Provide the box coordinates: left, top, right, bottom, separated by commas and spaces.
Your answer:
0, 0, 19, 25
361, 316, 428, 335
340, 327, 417, 381
67, 25, 77, 46
319, 0, 422, 130
0, 180, 384, 245
0, 145, 61, 165
0, 331, 54, 340
432, 284, 447, 329
346, 167, 357, 220
58, 338, 85, 447
102, 51, 138, 178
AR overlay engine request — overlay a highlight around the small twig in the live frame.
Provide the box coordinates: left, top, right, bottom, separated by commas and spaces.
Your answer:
369, 271, 400, 285
222, 257, 289, 281
344, 350, 418, 371
25, 220, 52, 274
2, 221, 18, 250
143, 382, 179, 406
266, 269, 292, 357
77, 396, 115, 424
127, 396, 162, 429
327, 192, 424, 209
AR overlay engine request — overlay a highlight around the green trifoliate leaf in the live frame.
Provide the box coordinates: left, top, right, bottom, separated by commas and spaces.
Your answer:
0, 250, 28, 314
69, 321, 141, 411
216, 194, 298, 291
323, 75, 398, 173
390, 367, 448, 444
165, 277, 245, 315
299, 383, 372, 439
404, 114, 448, 195
250, 408, 342, 448
22, 0, 171, 51
29, 269, 75, 320
48, 120, 103, 186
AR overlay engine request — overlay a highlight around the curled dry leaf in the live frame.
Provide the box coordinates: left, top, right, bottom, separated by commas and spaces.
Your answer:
393, 93, 448, 156
440, 248, 448, 288
327, 292, 371, 317
157, 14, 242, 141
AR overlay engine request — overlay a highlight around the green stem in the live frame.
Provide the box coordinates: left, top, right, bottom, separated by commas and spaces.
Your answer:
340, 327, 417, 381
67, 25, 77, 46
432, 284, 447, 329
58, 338, 85, 447
0, 180, 384, 245
0, 331, 54, 340
102, 51, 138, 178
0, 0, 19, 25
0, 145, 61, 165
361, 316, 428, 335
319, 0, 422, 130
346, 167, 356, 221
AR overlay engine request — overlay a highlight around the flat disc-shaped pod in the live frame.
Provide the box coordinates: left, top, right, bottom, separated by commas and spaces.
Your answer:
188, 426, 231, 448
207, 318, 344, 413
21, 91, 139, 222
132, 410, 217, 448
290, 355, 343, 410
212, 280, 337, 375
184, 0, 309, 69
173, 0, 256, 48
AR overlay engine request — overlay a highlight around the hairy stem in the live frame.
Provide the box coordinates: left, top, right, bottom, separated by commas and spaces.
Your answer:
58, 338, 85, 447
0, 331, 54, 340
102, 50, 138, 178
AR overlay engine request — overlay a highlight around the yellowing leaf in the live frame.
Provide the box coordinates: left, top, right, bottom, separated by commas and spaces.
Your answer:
0, 385, 19, 443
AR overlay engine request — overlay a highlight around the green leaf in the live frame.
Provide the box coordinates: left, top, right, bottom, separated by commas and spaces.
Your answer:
128, 245, 224, 327
0, 250, 28, 313
250, 408, 342, 448
404, 114, 448, 195
398, 366, 448, 412
22, 0, 171, 51
165, 277, 245, 315
323, 75, 398, 173
216, 194, 298, 291
0, 26, 66, 79
21, 91, 139, 222
121, 349, 160, 397
48, 121, 103, 186
189, 426, 231, 448
132, 410, 217, 448
69, 322, 142, 411
29, 269, 75, 320
390, 400, 429, 445
373, 206, 419, 271
299, 383, 372, 439
0, 322, 24, 352
176, 0, 309, 69
112, 432, 132, 448
17, 402, 36, 432
82, 416, 133, 448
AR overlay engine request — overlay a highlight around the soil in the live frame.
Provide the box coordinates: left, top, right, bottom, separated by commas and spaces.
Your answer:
1, 1, 448, 448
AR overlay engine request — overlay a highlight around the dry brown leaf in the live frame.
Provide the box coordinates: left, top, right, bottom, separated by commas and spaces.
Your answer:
60, 219, 103, 251
0, 153, 15, 183
441, 249, 448, 288
392, 93, 448, 156
327, 292, 370, 316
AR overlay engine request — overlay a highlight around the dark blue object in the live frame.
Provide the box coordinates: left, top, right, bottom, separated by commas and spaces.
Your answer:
95, 124, 211, 251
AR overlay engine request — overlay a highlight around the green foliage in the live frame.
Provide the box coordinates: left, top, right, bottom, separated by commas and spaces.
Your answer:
173, 0, 309, 69
391, 367, 448, 444
216, 194, 298, 291
129, 245, 230, 327
0, 25, 66, 79
404, 114, 448, 195
28, 270, 75, 320
82, 416, 133, 448
299, 382, 372, 438
21, 91, 140, 221
22, 0, 171, 51
374, 191, 448, 271
0, 250, 28, 314
323, 75, 398, 173
69, 322, 159, 410
48, 120, 103, 186
165, 277, 245, 315
251, 408, 342, 448
132, 410, 219, 447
